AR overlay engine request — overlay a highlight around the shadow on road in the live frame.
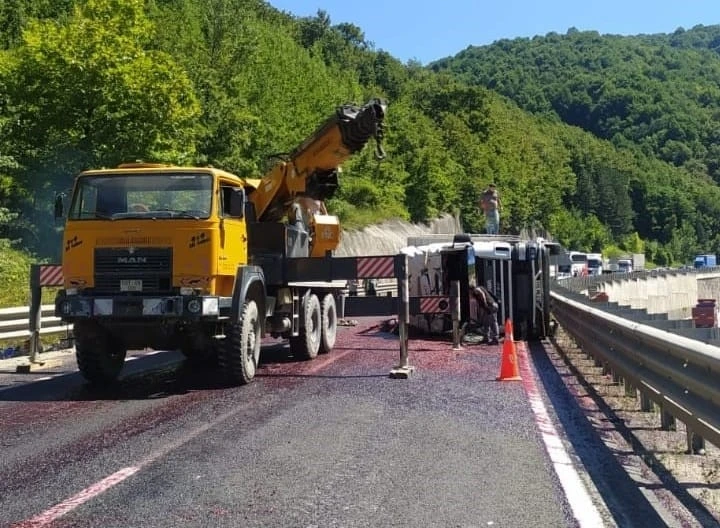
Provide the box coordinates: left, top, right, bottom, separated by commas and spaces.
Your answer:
0, 352, 231, 402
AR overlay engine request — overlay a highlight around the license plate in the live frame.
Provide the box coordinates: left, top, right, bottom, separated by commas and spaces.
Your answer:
120, 279, 143, 292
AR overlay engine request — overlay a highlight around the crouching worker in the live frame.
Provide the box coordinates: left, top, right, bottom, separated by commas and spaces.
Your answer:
472, 285, 500, 345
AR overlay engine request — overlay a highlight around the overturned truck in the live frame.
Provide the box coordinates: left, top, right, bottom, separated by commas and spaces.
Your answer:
401, 234, 553, 340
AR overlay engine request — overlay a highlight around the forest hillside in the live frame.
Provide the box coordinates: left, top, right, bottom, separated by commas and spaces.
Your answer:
1, 1, 719, 278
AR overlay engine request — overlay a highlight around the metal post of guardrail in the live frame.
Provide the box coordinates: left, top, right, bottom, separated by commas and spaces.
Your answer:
640, 391, 654, 412
660, 408, 676, 431
687, 428, 705, 455
687, 429, 706, 455
451, 280, 461, 350
28, 264, 43, 363
624, 381, 636, 399
390, 254, 413, 379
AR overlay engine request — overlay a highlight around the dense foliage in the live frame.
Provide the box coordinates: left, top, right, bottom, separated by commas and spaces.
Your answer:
432, 25, 720, 261
1, 0, 719, 276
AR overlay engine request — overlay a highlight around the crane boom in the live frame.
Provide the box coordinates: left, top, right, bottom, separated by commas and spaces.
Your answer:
249, 99, 386, 223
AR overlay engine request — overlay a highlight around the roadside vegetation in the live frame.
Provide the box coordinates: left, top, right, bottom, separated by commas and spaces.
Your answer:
0, 242, 34, 308
2, 1, 720, 304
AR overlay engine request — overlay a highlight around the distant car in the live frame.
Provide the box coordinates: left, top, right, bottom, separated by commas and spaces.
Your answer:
617, 259, 633, 273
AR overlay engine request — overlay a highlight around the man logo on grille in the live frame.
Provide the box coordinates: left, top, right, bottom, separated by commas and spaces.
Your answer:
117, 256, 147, 264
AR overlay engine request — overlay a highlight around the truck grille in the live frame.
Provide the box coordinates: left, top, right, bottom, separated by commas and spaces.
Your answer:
94, 247, 173, 294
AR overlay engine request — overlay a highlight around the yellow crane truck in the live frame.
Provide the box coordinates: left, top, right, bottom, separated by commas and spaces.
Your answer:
54, 99, 387, 385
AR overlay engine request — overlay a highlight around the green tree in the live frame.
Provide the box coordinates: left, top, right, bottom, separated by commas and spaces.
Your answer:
594, 167, 634, 235
1, 0, 201, 252
548, 209, 611, 251
3, 0, 201, 186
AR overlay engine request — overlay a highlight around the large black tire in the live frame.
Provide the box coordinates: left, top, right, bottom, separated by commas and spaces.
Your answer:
220, 300, 261, 385
290, 293, 321, 360
74, 320, 127, 385
319, 293, 337, 354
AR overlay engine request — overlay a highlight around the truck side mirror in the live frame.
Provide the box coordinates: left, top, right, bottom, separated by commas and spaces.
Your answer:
229, 188, 245, 218
54, 194, 65, 219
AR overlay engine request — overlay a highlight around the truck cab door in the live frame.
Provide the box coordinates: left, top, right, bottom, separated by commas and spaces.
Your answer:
218, 186, 248, 275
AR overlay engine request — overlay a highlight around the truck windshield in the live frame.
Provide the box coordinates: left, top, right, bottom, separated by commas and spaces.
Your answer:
68, 173, 213, 220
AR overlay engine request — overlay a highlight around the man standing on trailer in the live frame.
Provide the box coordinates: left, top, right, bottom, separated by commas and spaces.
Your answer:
479, 183, 501, 235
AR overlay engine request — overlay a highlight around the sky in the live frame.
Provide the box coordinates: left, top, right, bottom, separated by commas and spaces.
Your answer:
268, 0, 720, 64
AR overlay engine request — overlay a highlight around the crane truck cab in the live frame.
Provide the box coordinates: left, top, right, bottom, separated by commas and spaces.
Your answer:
54, 99, 387, 386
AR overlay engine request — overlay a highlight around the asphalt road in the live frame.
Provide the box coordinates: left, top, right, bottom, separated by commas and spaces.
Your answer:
0, 318, 581, 527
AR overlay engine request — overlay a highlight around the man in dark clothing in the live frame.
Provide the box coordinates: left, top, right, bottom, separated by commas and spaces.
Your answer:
472, 285, 500, 345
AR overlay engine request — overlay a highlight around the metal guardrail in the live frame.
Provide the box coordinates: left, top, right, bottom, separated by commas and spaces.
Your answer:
551, 287, 720, 453
0, 304, 71, 342
555, 266, 720, 294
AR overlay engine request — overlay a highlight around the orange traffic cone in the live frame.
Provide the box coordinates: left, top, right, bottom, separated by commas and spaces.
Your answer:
504, 318, 514, 340
497, 319, 521, 381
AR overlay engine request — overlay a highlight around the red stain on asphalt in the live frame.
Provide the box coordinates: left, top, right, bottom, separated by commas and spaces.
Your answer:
2, 317, 517, 501
256, 317, 507, 380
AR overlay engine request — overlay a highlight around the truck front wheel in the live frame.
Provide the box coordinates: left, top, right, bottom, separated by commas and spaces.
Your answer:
290, 293, 321, 360
74, 320, 127, 385
220, 299, 261, 385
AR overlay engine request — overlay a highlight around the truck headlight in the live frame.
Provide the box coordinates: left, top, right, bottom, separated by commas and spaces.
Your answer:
202, 297, 219, 315
60, 300, 73, 315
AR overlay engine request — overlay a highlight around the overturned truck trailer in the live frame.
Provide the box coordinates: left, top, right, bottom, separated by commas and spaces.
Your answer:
402, 234, 552, 340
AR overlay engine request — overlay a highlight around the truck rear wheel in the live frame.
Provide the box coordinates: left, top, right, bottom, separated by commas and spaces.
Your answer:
319, 293, 337, 354
220, 299, 261, 385
74, 321, 127, 385
290, 293, 321, 360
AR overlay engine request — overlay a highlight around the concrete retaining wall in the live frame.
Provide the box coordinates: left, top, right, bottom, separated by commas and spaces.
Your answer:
335, 214, 462, 257
595, 271, 720, 346
600, 274, 696, 319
